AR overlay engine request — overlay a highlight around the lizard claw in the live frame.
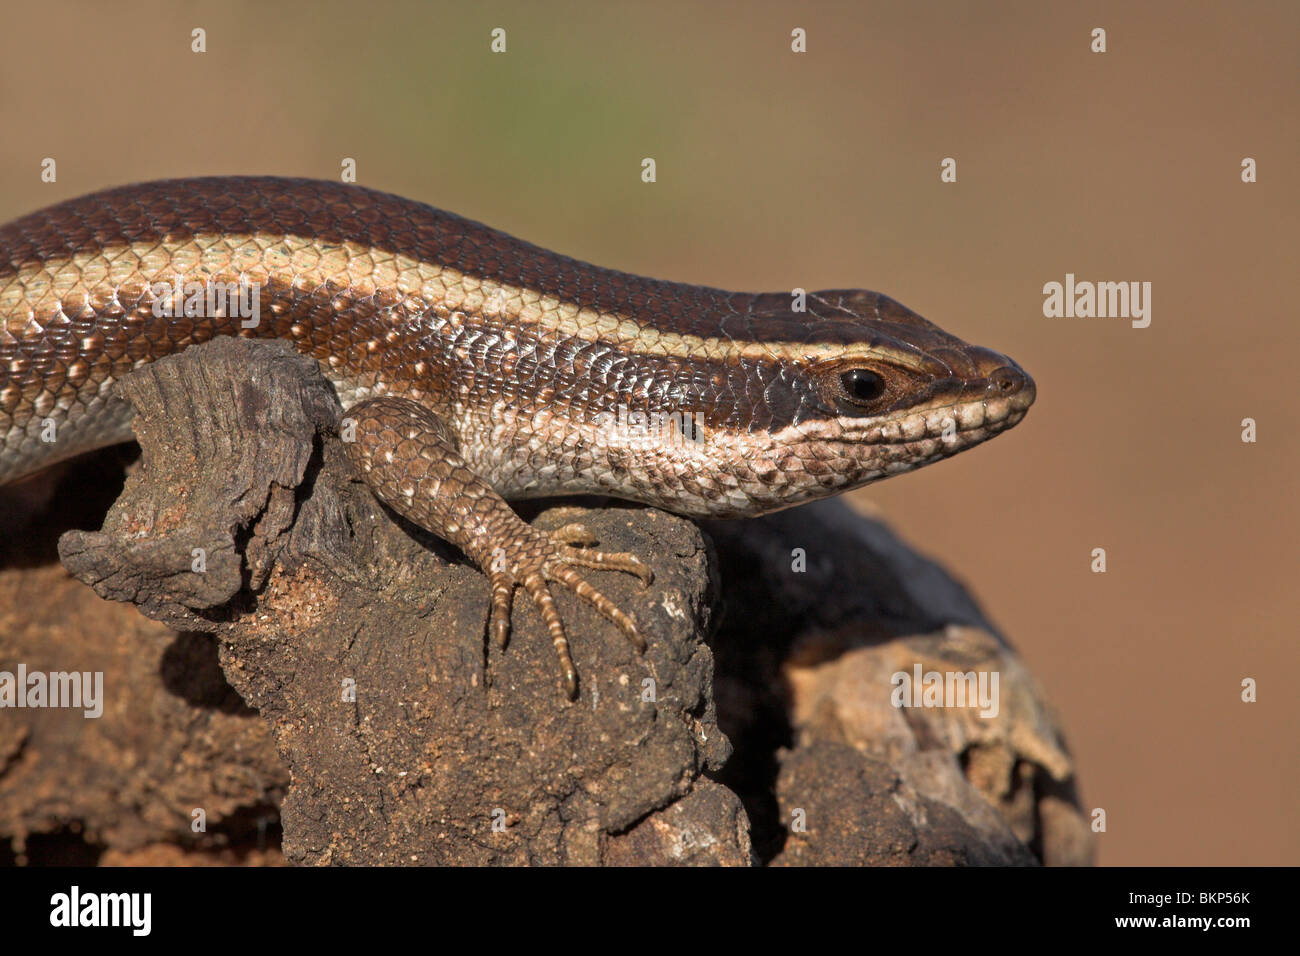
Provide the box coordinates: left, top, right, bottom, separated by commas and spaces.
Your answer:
487, 570, 514, 650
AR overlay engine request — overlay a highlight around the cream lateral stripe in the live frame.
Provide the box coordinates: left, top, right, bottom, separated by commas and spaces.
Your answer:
1, 234, 913, 366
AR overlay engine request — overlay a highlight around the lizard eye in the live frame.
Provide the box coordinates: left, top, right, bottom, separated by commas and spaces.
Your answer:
838, 368, 886, 405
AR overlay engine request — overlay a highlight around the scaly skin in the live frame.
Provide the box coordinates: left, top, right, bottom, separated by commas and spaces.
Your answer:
0, 177, 1035, 695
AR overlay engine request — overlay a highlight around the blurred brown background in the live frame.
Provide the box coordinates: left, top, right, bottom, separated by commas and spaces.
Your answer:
0, 0, 1294, 865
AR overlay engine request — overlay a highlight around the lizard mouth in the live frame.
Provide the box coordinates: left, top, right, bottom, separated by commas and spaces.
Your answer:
788, 397, 1031, 494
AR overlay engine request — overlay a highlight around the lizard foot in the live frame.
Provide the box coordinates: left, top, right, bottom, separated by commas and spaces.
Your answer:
486, 523, 652, 698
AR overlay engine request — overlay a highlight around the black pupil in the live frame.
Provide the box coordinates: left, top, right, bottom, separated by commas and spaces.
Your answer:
842, 369, 885, 403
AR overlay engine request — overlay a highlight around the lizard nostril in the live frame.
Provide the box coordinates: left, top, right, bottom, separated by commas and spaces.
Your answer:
987, 369, 1019, 395
989, 366, 1026, 394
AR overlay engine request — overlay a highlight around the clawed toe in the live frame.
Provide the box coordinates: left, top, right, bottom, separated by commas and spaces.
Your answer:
549, 524, 654, 586
547, 564, 646, 653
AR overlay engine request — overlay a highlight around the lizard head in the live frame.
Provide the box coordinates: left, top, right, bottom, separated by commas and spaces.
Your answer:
644, 288, 1036, 517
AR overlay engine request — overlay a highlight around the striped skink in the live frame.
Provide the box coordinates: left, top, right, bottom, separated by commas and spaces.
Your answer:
0, 177, 1035, 696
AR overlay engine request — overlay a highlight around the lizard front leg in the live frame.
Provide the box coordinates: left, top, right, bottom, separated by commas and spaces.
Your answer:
341, 396, 652, 698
